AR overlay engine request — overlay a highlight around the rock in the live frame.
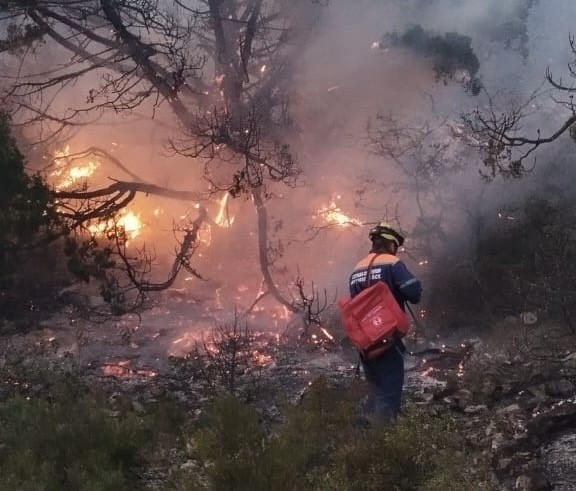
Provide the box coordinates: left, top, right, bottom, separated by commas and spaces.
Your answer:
498, 457, 513, 472
485, 421, 498, 437
492, 433, 516, 455
520, 312, 538, 325
464, 404, 488, 414
149, 384, 166, 398
563, 352, 576, 371
529, 402, 576, 437
480, 378, 502, 401
448, 388, 474, 410
514, 471, 552, 491
103, 409, 121, 418
515, 475, 534, 490
545, 379, 575, 398
497, 403, 522, 415
89, 295, 107, 308
527, 384, 549, 401
108, 392, 122, 405
180, 460, 198, 471
542, 432, 576, 490
132, 400, 146, 414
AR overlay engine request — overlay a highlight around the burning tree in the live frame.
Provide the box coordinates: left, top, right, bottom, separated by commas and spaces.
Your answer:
0, 0, 324, 315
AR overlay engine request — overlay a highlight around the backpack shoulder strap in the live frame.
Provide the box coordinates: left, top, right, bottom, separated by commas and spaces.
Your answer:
365, 253, 381, 288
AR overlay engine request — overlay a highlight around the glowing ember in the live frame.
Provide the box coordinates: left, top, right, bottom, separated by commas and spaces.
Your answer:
214, 192, 235, 228
320, 327, 334, 341
100, 361, 157, 378
315, 200, 361, 227
252, 351, 272, 366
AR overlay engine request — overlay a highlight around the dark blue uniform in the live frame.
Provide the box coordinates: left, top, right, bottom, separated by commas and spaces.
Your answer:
348, 252, 422, 422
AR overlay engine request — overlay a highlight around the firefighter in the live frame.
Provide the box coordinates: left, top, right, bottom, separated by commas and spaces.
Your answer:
349, 223, 422, 422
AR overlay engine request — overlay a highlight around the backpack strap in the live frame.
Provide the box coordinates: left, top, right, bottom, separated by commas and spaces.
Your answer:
364, 253, 381, 289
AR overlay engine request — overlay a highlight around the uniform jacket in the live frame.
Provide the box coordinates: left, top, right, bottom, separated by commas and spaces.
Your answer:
348, 252, 422, 309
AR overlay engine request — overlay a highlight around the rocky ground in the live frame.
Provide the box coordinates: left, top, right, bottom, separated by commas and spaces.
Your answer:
1, 306, 576, 490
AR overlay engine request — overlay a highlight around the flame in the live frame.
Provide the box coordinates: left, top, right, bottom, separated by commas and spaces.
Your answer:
88, 209, 143, 241
51, 146, 99, 190
118, 211, 142, 239
214, 192, 235, 228
316, 199, 361, 227
198, 223, 212, 246
53, 145, 70, 160
56, 161, 97, 189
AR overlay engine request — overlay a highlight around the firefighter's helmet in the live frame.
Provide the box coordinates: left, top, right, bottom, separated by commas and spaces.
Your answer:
368, 223, 405, 247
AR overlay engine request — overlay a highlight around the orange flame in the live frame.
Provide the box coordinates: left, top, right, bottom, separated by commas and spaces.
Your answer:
51, 146, 100, 190
215, 192, 235, 228
88, 209, 143, 241
316, 198, 361, 227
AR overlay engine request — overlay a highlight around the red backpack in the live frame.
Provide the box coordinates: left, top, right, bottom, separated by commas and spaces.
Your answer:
338, 254, 409, 359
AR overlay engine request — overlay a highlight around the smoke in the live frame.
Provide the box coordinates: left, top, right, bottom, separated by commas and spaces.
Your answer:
276, 0, 576, 297
4, 0, 576, 328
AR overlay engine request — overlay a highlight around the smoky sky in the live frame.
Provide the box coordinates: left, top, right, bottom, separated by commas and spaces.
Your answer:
285, 0, 576, 290
4, 0, 576, 306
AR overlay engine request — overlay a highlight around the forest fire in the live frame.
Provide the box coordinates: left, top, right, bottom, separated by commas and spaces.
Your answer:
88, 209, 143, 241
214, 192, 235, 228
50, 146, 100, 190
315, 198, 362, 228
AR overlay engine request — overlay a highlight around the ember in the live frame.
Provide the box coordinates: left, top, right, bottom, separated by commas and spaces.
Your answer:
320, 327, 334, 341
252, 351, 272, 366
100, 361, 157, 378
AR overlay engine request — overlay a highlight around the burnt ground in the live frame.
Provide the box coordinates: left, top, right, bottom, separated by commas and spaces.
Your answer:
1, 300, 576, 490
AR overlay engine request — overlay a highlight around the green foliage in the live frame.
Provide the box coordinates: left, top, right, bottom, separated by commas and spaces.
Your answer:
318, 409, 482, 491
0, 113, 63, 319
384, 25, 482, 95
0, 113, 138, 320
175, 379, 485, 490
0, 115, 56, 249
0, 380, 179, 491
